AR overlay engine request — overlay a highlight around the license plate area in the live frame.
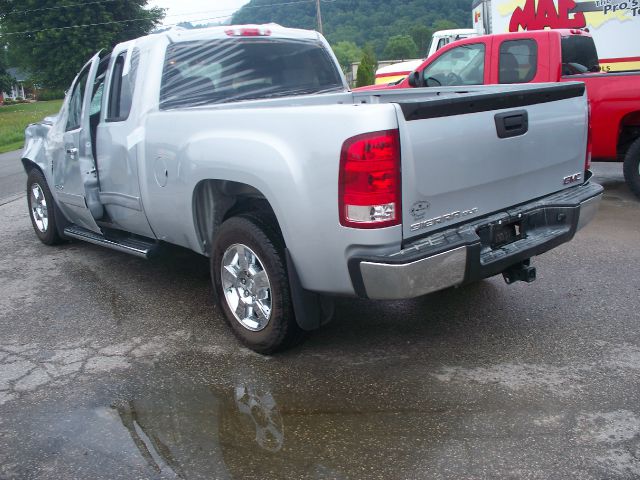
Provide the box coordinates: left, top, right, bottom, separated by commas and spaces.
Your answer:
478, 220, 524, 250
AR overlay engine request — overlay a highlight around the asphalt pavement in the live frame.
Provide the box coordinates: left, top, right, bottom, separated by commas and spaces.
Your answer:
0, 158, 639, 479
0, 150, 25, 205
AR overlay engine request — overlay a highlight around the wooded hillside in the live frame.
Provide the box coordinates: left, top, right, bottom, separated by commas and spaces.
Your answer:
232, 0, 471, 60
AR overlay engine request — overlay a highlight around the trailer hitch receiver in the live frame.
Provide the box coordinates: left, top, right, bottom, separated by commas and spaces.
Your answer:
503, 259, 537, 285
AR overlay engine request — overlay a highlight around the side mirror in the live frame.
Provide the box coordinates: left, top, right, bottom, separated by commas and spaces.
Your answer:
407, 71, 423, 88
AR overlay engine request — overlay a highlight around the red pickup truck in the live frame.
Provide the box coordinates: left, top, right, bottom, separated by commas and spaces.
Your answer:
357, 30, 640, 198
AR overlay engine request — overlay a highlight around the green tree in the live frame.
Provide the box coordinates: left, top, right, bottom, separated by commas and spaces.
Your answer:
0, 0, 164, 88
432, 19, 459, 31
0, 63, 12, 93
383, 35, 418, 60
332, 41, 362, 73
409, 24, 433, 57
0, 46, 12, 92
356, 44, 377, 87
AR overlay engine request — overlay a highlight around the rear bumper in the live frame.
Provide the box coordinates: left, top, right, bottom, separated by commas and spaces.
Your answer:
349, 182, 603, 300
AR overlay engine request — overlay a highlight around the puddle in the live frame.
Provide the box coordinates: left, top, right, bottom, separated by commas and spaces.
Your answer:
0, 355, 442, 479
1, 346, 639, 480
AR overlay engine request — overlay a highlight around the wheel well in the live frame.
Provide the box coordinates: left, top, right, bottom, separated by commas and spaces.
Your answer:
21, 158, 41, 174
193, 179, 281, 255
618, 112, 640, 158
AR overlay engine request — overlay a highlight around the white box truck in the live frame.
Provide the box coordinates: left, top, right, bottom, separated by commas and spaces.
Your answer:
471, 0, 640, 72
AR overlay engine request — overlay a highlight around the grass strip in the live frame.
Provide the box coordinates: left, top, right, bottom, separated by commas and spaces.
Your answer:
0, 100, 63, 154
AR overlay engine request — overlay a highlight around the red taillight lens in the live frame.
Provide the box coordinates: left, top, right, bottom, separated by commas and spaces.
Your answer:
339, 130, 401, 229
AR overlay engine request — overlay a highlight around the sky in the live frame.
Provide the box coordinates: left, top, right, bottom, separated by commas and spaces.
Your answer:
148, 0, 251, 26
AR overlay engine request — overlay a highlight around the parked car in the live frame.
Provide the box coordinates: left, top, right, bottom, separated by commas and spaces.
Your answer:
21, 24, 601, 353
357, 29, 640, 199
374, 59, 423, 85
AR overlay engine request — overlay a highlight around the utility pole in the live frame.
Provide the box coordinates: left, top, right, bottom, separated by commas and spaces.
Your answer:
315, 0, 323, 34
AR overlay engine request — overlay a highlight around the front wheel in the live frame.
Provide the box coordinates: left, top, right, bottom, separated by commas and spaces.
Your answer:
623, 138, 640, 200
26, 169, 63, 245
211, 214, 303, 354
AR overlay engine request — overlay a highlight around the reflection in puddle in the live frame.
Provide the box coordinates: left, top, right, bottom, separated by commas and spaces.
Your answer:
116, 400, 187, 478
111, 381, 290, 479
234, 384, 284, 453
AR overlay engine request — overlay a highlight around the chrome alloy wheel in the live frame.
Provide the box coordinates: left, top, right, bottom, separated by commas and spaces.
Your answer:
30, 183, 49, 233
221, 244, 272, 332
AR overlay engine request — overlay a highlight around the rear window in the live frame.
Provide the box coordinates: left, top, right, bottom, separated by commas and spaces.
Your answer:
561, 36, 599, 75
160, 38, 344, 109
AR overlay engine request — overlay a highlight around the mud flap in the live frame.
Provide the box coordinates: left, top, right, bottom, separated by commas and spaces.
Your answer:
286, 249, 335, 331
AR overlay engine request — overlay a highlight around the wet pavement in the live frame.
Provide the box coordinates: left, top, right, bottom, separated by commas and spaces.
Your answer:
1, 162, 639, 479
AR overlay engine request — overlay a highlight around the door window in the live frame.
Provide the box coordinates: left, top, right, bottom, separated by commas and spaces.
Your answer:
90, 76, 105, 116
66, 66, 90, 131
499, 39, 537, 84
422, 43, 485, 87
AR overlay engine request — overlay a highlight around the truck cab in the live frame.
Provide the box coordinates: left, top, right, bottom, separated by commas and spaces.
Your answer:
382, 30, 598, 89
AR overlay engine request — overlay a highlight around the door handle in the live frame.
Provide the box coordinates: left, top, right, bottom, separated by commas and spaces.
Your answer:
66, 147, 78, 159
495, 110, 529, 139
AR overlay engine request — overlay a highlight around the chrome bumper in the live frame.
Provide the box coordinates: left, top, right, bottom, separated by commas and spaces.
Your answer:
354, 183, 603, 300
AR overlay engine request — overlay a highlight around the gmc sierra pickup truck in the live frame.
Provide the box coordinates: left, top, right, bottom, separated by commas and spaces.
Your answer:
357, 29, 640, 198
22, 25, 602, 353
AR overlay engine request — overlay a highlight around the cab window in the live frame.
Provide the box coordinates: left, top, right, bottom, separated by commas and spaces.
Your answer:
422, 43, 485, 87
499, 39, 537, 84
107, 48, 140, 121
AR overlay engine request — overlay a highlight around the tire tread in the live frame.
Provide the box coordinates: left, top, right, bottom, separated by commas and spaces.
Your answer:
623, 137, 640, 200
26, 168, 63, 245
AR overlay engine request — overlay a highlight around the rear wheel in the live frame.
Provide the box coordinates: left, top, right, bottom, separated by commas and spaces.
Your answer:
211, 214, 303, 354
26, 169, 62, 245
623, 138, 640, 200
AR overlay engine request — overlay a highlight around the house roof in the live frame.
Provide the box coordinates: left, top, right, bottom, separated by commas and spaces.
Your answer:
6, 68, 29, 82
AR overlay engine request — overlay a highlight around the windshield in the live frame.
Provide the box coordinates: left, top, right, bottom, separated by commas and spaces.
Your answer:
561, 35, 599, 75
160, 38, 344, 109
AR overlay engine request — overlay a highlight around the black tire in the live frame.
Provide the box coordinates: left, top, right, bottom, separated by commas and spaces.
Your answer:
26, 168, 63, 245
211, 214, 304, 354
623, 137, 640, 200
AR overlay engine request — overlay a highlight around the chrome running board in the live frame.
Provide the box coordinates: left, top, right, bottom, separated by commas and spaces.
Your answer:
63, 225, 157, 259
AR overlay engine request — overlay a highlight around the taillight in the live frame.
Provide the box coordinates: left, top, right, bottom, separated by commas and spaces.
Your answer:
225, 27, 271, 37
586, 102, 592, 172
339, 130, 401, 229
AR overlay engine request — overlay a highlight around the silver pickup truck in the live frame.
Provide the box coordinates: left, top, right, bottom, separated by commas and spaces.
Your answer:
22, 24, 602, 353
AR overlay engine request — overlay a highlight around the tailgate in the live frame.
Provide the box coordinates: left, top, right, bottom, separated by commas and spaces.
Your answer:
395, 83, 588, 241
